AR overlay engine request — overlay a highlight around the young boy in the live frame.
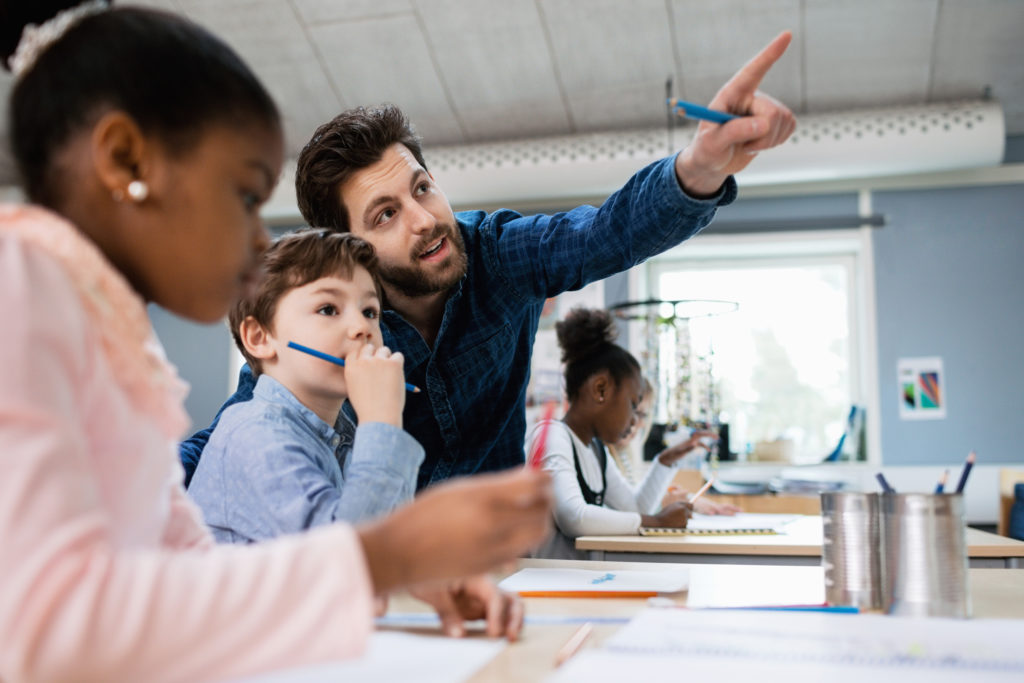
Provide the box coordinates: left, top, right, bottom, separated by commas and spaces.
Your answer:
189, 229, 424, 542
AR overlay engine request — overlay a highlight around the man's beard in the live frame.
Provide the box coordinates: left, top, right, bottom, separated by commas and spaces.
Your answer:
377, 223, 468, 299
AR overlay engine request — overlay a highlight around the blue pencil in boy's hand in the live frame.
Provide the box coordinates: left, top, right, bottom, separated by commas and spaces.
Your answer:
667, 97, 739, 124
287, 341, 421, 393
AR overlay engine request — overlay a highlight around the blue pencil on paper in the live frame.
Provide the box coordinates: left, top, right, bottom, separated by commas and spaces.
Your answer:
287, 340, 421, 393
667, 98, 739, 124
717, 605, 860, 614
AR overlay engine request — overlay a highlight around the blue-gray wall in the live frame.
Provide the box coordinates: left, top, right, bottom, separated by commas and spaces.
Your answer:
149, 306, 234, 433
873, 183, 1024, 465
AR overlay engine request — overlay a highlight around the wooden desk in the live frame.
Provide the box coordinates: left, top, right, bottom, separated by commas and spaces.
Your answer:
384, 559, 1024, 683
576, 515, 1024, 567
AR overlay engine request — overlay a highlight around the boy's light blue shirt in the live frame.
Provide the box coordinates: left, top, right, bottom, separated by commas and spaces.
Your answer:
188, 374, 424, 543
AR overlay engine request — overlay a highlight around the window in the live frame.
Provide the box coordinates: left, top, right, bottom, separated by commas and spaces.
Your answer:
638, 230, 873, 465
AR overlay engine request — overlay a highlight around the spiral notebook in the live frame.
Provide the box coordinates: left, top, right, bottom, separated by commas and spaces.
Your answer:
640, 512, 800, 536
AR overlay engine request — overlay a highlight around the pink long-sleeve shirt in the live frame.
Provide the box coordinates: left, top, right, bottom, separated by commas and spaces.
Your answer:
0, 204, 374, 683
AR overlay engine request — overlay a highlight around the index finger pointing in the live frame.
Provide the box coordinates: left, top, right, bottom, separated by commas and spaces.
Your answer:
723, 30, 792, 99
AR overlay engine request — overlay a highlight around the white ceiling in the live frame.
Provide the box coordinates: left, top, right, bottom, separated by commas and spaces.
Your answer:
1, 0, 1022, 186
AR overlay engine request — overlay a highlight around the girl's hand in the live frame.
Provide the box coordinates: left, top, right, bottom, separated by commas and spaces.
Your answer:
641, 500, 693, 529
410, 575, 524, 641
356, 468, 553, 594
694, 498, 740, 516
656, 430, 718, 467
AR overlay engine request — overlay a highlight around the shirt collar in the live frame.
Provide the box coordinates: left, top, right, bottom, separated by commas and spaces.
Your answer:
253, 373, 349, 441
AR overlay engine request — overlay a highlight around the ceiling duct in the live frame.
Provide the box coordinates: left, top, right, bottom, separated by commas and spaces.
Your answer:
425, 100, 1005, 210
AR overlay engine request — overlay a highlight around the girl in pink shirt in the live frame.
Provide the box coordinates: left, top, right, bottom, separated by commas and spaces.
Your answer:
0, 3, 551, 682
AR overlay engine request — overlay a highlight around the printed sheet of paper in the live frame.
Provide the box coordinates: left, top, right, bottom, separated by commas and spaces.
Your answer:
549, 607, 1024, 682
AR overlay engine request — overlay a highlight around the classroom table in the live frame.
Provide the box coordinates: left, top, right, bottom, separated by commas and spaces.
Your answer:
383, 558, 1024, 683
576, 515, 1024, 567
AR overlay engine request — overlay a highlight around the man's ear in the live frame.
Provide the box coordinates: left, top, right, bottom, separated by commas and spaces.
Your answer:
239, 316, 277, 362
90, 110, 154, 200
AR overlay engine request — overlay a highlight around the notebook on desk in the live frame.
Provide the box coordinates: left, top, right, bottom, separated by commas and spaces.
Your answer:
640, 512, 801, 536
640, 526, 778, 536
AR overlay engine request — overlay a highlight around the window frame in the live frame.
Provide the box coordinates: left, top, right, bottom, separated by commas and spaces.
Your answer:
632, 227, 881, 465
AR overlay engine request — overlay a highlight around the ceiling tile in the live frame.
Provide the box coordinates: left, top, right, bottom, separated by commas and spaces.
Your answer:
540, 0, 676, 131
804, 0, 938, 110
292, 0, 413, 24
173, 0, 342, 155
309, 13, 465, 145
931, 0, 1024, 135
415, 0, 571, 141
668, 0, 802, 114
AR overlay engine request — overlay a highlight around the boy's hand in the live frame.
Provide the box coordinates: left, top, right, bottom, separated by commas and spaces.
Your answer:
409, 576, 525, 641
344, 342, 405, 427
356, 468, 553, 594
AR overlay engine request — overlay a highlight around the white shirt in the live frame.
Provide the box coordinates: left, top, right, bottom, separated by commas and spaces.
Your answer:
526, 420, 677, 558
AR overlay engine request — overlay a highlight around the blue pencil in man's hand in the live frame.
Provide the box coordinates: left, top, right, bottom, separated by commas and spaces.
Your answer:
667, 98, 738, 124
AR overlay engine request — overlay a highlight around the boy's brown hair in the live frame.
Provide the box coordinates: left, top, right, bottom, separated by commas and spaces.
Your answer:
231, 229, 382, 375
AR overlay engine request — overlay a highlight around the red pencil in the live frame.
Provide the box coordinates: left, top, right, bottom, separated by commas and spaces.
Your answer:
528, 401, 558, 469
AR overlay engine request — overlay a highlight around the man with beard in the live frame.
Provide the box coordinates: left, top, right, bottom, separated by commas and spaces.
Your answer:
180, 32, 796, 491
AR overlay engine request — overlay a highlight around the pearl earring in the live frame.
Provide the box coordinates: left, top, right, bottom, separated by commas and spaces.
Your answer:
127, 180, 149, 202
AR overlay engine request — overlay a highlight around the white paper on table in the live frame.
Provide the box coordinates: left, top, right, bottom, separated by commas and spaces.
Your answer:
546, 607, 1024, 681
686, 512, 802, 533
686, 565, 826, 608
499, 567, 688, 594
548, 648, 1024, 683
232, 631, 504, 683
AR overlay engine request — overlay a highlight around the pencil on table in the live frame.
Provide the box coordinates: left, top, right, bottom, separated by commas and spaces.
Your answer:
554, 622, 594, 668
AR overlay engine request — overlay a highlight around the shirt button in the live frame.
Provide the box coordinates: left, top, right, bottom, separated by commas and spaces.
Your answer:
331, 436, 340, 447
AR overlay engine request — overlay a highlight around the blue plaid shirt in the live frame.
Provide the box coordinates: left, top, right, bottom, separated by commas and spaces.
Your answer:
180, 156, 736, 490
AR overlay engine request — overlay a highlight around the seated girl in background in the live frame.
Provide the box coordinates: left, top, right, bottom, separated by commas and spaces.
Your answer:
527, 307, 715, 559
0, 3, 550, 681
607, 378, 739, 515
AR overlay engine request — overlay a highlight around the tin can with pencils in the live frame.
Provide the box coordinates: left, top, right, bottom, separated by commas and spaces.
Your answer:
881, 493, 971, 618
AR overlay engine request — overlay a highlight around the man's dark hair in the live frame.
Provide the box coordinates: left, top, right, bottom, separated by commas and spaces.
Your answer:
295, 104, 427, 232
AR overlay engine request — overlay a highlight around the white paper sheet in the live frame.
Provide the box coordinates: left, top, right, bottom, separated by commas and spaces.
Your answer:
548, 607, 1024, 681
498, 567, 688, 594
233, 631, 504, 683
686, 564, 826, 607
686, 512, 802, 532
